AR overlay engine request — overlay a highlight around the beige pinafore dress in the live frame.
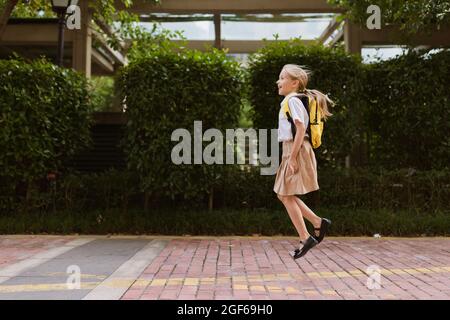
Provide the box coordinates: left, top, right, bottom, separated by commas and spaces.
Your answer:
273, 96, 319, 196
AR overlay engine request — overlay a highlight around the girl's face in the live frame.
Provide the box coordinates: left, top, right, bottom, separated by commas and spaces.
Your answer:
277, 69, 299, 96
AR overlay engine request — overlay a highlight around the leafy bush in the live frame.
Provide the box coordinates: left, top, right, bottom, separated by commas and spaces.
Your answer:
218, 166, 450, 212
363, 49, 450, 170
1, 207, 448, 236
24, 166, 448, 213
88, 76, 116, 111
317, 167, 450, 211
2, 166, 448, 236
54, 168, 140, 213
248, 41, 450, 170
117, 46, 244, 202
0, 58, 93, 212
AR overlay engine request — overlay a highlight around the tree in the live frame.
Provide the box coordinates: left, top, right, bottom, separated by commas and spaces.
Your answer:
329, 0, 450, 34
0, 0, 19, 39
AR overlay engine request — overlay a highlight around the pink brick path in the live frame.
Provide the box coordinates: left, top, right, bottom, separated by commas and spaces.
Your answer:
122, 237, 450, 300
0, 236, 74, 269
0, 236, 448, 300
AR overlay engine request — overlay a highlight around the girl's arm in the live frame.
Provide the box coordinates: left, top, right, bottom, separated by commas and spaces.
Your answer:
289, 120, 306, 162
287, 121, 304, 174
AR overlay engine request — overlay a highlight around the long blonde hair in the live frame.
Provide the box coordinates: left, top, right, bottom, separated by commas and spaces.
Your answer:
282, 64, 333, 120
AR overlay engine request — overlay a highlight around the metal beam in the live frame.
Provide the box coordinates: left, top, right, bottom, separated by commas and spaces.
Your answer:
0, 23, 74, 44
0, 21, 123, 67
328, 28, 344, 47
93, 17, 127, 54
361, 26, 450, 47
344, 20, 362, 54
119, 0, 343, 14
318, 16, 341, 44
91, 28, 126, 66
92, 48, 114, 74
0, 21, 124, 75
137, 13, 335, 23
214, 14, 221, 49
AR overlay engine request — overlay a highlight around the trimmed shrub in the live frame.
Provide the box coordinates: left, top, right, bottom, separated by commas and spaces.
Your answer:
2, 166, 447, 236
0, 207, 448, 236
363, 49, 450, 170
248, 42, 450, 171
117, 47, 244, 202
217, 166, 450, 212
0, 58, 93, 212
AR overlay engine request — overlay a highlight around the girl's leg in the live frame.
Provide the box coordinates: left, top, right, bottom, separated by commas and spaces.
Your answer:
294, 197, 322, 236
277, 194, 310, 241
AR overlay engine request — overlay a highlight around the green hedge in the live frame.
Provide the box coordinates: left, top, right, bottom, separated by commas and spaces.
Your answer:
215, 166, 450, 212
317, 167, 450, 211
247, 40, 363, 168
88, 76, 116, 112
117, 47, 244, 201
1, 207, 448, 236
1, 166, 448, 235
248, 42, 450, 170
13, 167, 449, 214
0, 58, 93, 212
363, 49, 450, 170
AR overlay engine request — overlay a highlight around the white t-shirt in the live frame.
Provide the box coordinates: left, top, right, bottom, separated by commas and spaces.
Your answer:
277, 93, 309, 142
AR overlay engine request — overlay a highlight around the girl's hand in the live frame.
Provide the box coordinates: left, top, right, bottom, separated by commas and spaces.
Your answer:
287, 156, 298, 175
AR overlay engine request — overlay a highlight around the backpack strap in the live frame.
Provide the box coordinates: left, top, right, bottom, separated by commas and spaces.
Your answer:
296, 94, 312, 140
283, 100, 297, 139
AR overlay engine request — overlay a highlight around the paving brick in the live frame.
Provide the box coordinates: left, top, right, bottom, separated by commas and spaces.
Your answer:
2, 236, 448, 301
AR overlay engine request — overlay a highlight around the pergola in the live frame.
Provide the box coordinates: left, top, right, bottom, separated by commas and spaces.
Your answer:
1, 0, 450, 78
0, 0, 127, 76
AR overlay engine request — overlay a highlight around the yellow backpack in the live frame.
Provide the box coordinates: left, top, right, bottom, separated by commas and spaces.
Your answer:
282, 94, 323, 148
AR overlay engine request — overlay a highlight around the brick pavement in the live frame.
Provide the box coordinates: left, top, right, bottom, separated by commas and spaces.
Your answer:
120, 237, 450, 300
0, 236, 74, 269
0, 236, 449, 300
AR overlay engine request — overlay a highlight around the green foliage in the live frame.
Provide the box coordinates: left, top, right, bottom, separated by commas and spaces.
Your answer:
317, 167, 450, 212
1, 165, 448, 236
217, 166, 450, 212
13, 165, 447, 213
248, 39, 450, 170
363, 49, 450, 169
329, 0, 450, 35
247, 40, 363, 168
0, 57, 93, 211
125, 26, 187, 62
238, 99, 254, 128
0, 207, 448, 236
116, 46, 244, 199
53, 168, 139, 213
7, 0, 54, 18
90, 0, 162, 51
88, 76, 115, 111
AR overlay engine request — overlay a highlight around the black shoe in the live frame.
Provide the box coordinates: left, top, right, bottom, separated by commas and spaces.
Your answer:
294, 218, 332, 254
313, 218, 331, 244
292, 236, 318, 260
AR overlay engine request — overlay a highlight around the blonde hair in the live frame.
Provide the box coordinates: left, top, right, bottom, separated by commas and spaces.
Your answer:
282, 64, 333, 120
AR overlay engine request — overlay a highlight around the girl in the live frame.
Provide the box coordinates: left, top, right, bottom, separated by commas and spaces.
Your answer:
273, 64, 333, 259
